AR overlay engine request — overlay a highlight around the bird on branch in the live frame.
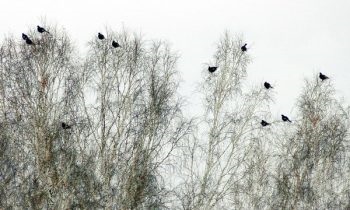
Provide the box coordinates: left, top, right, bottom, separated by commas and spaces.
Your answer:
37, 25, 49, 33
98, 33, 105, 40
208, 66, 218, 73
281, 115, 292, 122
319, 72, 329, 81
61, 122, 72, 129
264, 82, 273, 89
22, 33, 29, 40
261, 120, 271, 126
241, 43, 248, 52
112, 40, 120, 48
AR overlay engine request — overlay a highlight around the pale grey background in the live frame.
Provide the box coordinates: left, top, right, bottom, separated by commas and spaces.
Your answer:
1, 0, 349, 119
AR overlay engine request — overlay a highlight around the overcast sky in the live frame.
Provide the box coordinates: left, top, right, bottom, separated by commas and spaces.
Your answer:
1, 0, 349, 118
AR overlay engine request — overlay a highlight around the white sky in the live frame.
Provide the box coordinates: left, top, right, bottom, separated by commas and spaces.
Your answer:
1, 0, 350, 118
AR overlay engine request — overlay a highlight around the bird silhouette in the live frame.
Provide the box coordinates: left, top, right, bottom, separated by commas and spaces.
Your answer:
281, 115, 292, 122
319, 72, 329, 81
22, 33, 29, 40
25, 38, 33, 45
241, 43, 247, 52
112, 40, 120, 48
261, 120, 271, 126
61, 122, 72, 129
208, 66, 218, 73
37, 25, 49, 33
264, 82, 273, 89
98, 33, 105, 40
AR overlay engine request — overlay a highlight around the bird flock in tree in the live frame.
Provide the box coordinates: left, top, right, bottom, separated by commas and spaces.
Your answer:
21, 28, 122, 130
21, 26, 330, 129
22, 27, 121, 49
207, 43, 330, 127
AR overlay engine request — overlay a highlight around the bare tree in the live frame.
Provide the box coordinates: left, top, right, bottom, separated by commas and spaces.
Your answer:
173, 32, 275, 210
0, 23, 97, 209
272, 76, 350, 209
80, 29, 192, 209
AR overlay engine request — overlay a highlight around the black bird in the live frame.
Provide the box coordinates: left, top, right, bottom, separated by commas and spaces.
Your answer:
281, 115, 292, 122
22, 33, 29, 40
25, 38, 33, 45
112, 40, 120, 48
261, 120, 270, 127
241, 43, 247, 52
37, 25, 49, 33
61, 122, 72, 129
208, 66, 218, 73
98, 33, 105, 40
264, 82, 273, 89
319, 72, 329, 81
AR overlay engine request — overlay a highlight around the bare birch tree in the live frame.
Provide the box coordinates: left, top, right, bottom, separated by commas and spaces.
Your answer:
81, 29, 192, 209
173, 32, 275, 210
0, 23, 95, 209
272, 75, 350, 209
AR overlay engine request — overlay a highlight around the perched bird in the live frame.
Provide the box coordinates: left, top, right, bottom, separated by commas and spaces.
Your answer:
281, 115, 292, 122
261, 120, 270, 127
319, 72, 329, 81
22, 33, 29, 40
264, 82, 273, 89
37, 25, 49, 33
25, 38, 33, 45
98, 33, 105, 40
208, 66, 218, 73
61, 122, 72, 129
112, 40, 120, 48
241, 43, 247, 52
